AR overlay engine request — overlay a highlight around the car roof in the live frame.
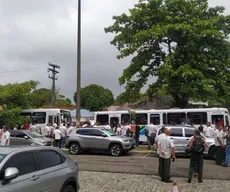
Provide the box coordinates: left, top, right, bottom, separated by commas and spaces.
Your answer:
0, 146, 58, 155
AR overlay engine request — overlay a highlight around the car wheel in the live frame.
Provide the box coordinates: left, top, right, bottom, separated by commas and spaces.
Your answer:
208, 146, 217, 160
110, 144, 122, 157
69, 143, 80, 155
62, 185, 76, 192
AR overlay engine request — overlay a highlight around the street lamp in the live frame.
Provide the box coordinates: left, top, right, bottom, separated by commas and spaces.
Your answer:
76, 0, 81, 125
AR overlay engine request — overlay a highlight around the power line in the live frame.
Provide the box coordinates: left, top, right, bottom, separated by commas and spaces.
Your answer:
0, 65, 46, 74
48, 62, 60, 108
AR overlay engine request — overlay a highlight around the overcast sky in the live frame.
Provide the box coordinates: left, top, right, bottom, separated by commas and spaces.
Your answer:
0, 0, 229, 101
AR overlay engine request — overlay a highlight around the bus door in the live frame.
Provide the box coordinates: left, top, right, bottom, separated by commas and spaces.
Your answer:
54, 114, 61, 126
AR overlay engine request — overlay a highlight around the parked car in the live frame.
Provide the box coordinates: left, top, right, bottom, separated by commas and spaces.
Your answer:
153, 125, 216, 159
0, 146, 79, 192
66, 127, 136, 156
10, 130, 54, 146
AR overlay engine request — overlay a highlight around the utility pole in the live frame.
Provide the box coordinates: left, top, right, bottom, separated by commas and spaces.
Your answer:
76, 0, 81, 125
48, 62, 60, 108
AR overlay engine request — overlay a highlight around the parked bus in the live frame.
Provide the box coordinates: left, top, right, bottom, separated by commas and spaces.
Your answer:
20, 108, 71, 134
94, 108, 230, 142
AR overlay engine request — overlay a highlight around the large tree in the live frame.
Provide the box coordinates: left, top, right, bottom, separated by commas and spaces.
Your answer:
74, 84, 114, 111
105, 0, 230, 107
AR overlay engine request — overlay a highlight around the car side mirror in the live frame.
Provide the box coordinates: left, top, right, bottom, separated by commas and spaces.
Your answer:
4, 167, 19, 181
101, 133, 107, 137
24, 136, 29, 139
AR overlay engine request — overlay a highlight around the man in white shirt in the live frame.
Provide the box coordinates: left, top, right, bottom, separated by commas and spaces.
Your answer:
30, 123, 38, 132
59, 123, 67, 148
206, 122, 214, 138
214, 126, 225, 165
53, 126, 62, 148
43, 124, 50, 137
158, 128, 175, 183
146, 124, 157, 150
0, 126, 10, 146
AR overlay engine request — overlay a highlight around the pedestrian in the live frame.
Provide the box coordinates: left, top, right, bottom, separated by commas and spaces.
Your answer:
206, 122, 214, 138
135, 125, 140, 147
59, 123, 67, 148
116, 124, 121, 135
0, 125, 10, 146
30, 122, 37, 132
43, 124, 50, 137
222, 127, 230, 167
158, 128, 175, 183
187, 130, 208, 183
188, 132, 198, 177
53, 126, 62, 148
145, 124, 157, 150
155, 126, 167, 179
214, 126, 225, 165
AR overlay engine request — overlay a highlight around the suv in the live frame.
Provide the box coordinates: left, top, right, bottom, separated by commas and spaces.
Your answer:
0, 146, 79, 192
66, 127, 136, 156
153, 125, 216, 159
10, 130, 54, 146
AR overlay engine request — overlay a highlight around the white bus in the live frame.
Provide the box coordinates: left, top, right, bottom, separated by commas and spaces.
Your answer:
20, 108, 71, 133
94, 108, 230, 142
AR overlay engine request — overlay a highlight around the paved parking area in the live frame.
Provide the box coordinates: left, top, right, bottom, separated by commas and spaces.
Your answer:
79, 171, 230, 192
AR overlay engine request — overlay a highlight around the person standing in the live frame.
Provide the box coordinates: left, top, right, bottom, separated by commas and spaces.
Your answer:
53, 126, 62, 148
134, 125, 140, 147
30, 122, 38, 132
0, 126, 10, 146
145, 124, 157, 150
206, 122, 214, 138
222, 128, 230, 167
158, 128, 175, 183
59, 123, 67, 148
214, 126, 225, 165
116, 125, 121, 135
187, 130, 208, 183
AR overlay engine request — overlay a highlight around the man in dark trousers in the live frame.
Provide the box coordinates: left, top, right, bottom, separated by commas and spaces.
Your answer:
188, 130, 208, 183
135, 125, 140, 147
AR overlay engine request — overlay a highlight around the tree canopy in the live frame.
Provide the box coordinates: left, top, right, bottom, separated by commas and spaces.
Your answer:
74, 84, 114, 111
105, 0, 230, 107
115, 91, 146, 104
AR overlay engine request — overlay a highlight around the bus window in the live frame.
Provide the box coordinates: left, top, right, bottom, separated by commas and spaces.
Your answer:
187, 112, 207, 124
225, 116, 229, 126
121, 114, 131, 124
150, 114, 160, 125
60, 110, 71, 123
212, 115, 224, 126
32, 112, 46, 124
48, 116, 53, 125
163, 113, 167, 124
135, 113, 147, 125
167, 113, 186, 124
96, 114, 109, 125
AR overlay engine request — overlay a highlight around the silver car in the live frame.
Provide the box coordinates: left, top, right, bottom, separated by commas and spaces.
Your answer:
153, 125, 216, 159
66, 127, 136, 156
10, 130, 54, 146
0, 146, 79, 192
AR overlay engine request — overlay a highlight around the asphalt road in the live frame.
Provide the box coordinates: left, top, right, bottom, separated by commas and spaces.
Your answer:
70, 151, 230, 180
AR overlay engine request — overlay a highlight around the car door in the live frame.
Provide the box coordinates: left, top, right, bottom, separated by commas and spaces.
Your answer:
170, 128, 184, 153
76, 129, 92, 149
183, 128, 195, 149
0, 152, 42, 192
33, 150, 67, 192
90, 129, 109, 150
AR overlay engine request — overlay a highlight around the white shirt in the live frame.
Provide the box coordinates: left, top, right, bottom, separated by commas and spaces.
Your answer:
146, 124, 157, 137
206, 126, 214, 138
121, 126, 129, 136
158, 134, 174, 159
53, 129, 62, 140
1, 131, 10, 145
214, 129, 221, 146
13, 127, 18, 130
43, 126, 50, 136
30, 125, 37, 132
59, 126, 67, 137
155, 133, 166, 155
116, 127, 121, 135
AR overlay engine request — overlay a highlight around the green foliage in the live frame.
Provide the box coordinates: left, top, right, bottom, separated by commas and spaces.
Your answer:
115, 91, 146, 104
105, 0, 230, 107
74, 84, 114, 111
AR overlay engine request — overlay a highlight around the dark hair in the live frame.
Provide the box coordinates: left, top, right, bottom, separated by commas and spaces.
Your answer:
195, 130, 201, 136
161, 126, 166, 133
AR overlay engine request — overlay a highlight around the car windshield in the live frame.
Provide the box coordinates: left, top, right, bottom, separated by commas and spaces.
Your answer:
0, 154, 6, 164
102, 129, 117, 136
26, 131, 42, 138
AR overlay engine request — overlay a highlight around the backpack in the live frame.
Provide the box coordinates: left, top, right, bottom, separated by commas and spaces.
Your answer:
192, 136, 205, 154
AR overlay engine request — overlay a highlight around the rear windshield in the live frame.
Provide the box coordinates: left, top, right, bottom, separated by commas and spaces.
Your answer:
0, 154, 6, 163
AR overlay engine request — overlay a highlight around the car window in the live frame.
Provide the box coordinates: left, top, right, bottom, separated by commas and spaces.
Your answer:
170, 128, 183, 137
0, 154, 6, 164
1, 152, 36, 179
91, 129, 103, 136
36, 151, 63, 170
10, 131, 19, 137
15, 131, 27, 138
185, 129, 194, 137
76, 129, 91, 135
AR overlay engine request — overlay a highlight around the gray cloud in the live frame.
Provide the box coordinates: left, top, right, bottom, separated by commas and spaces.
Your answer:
0, 0, 229, 101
